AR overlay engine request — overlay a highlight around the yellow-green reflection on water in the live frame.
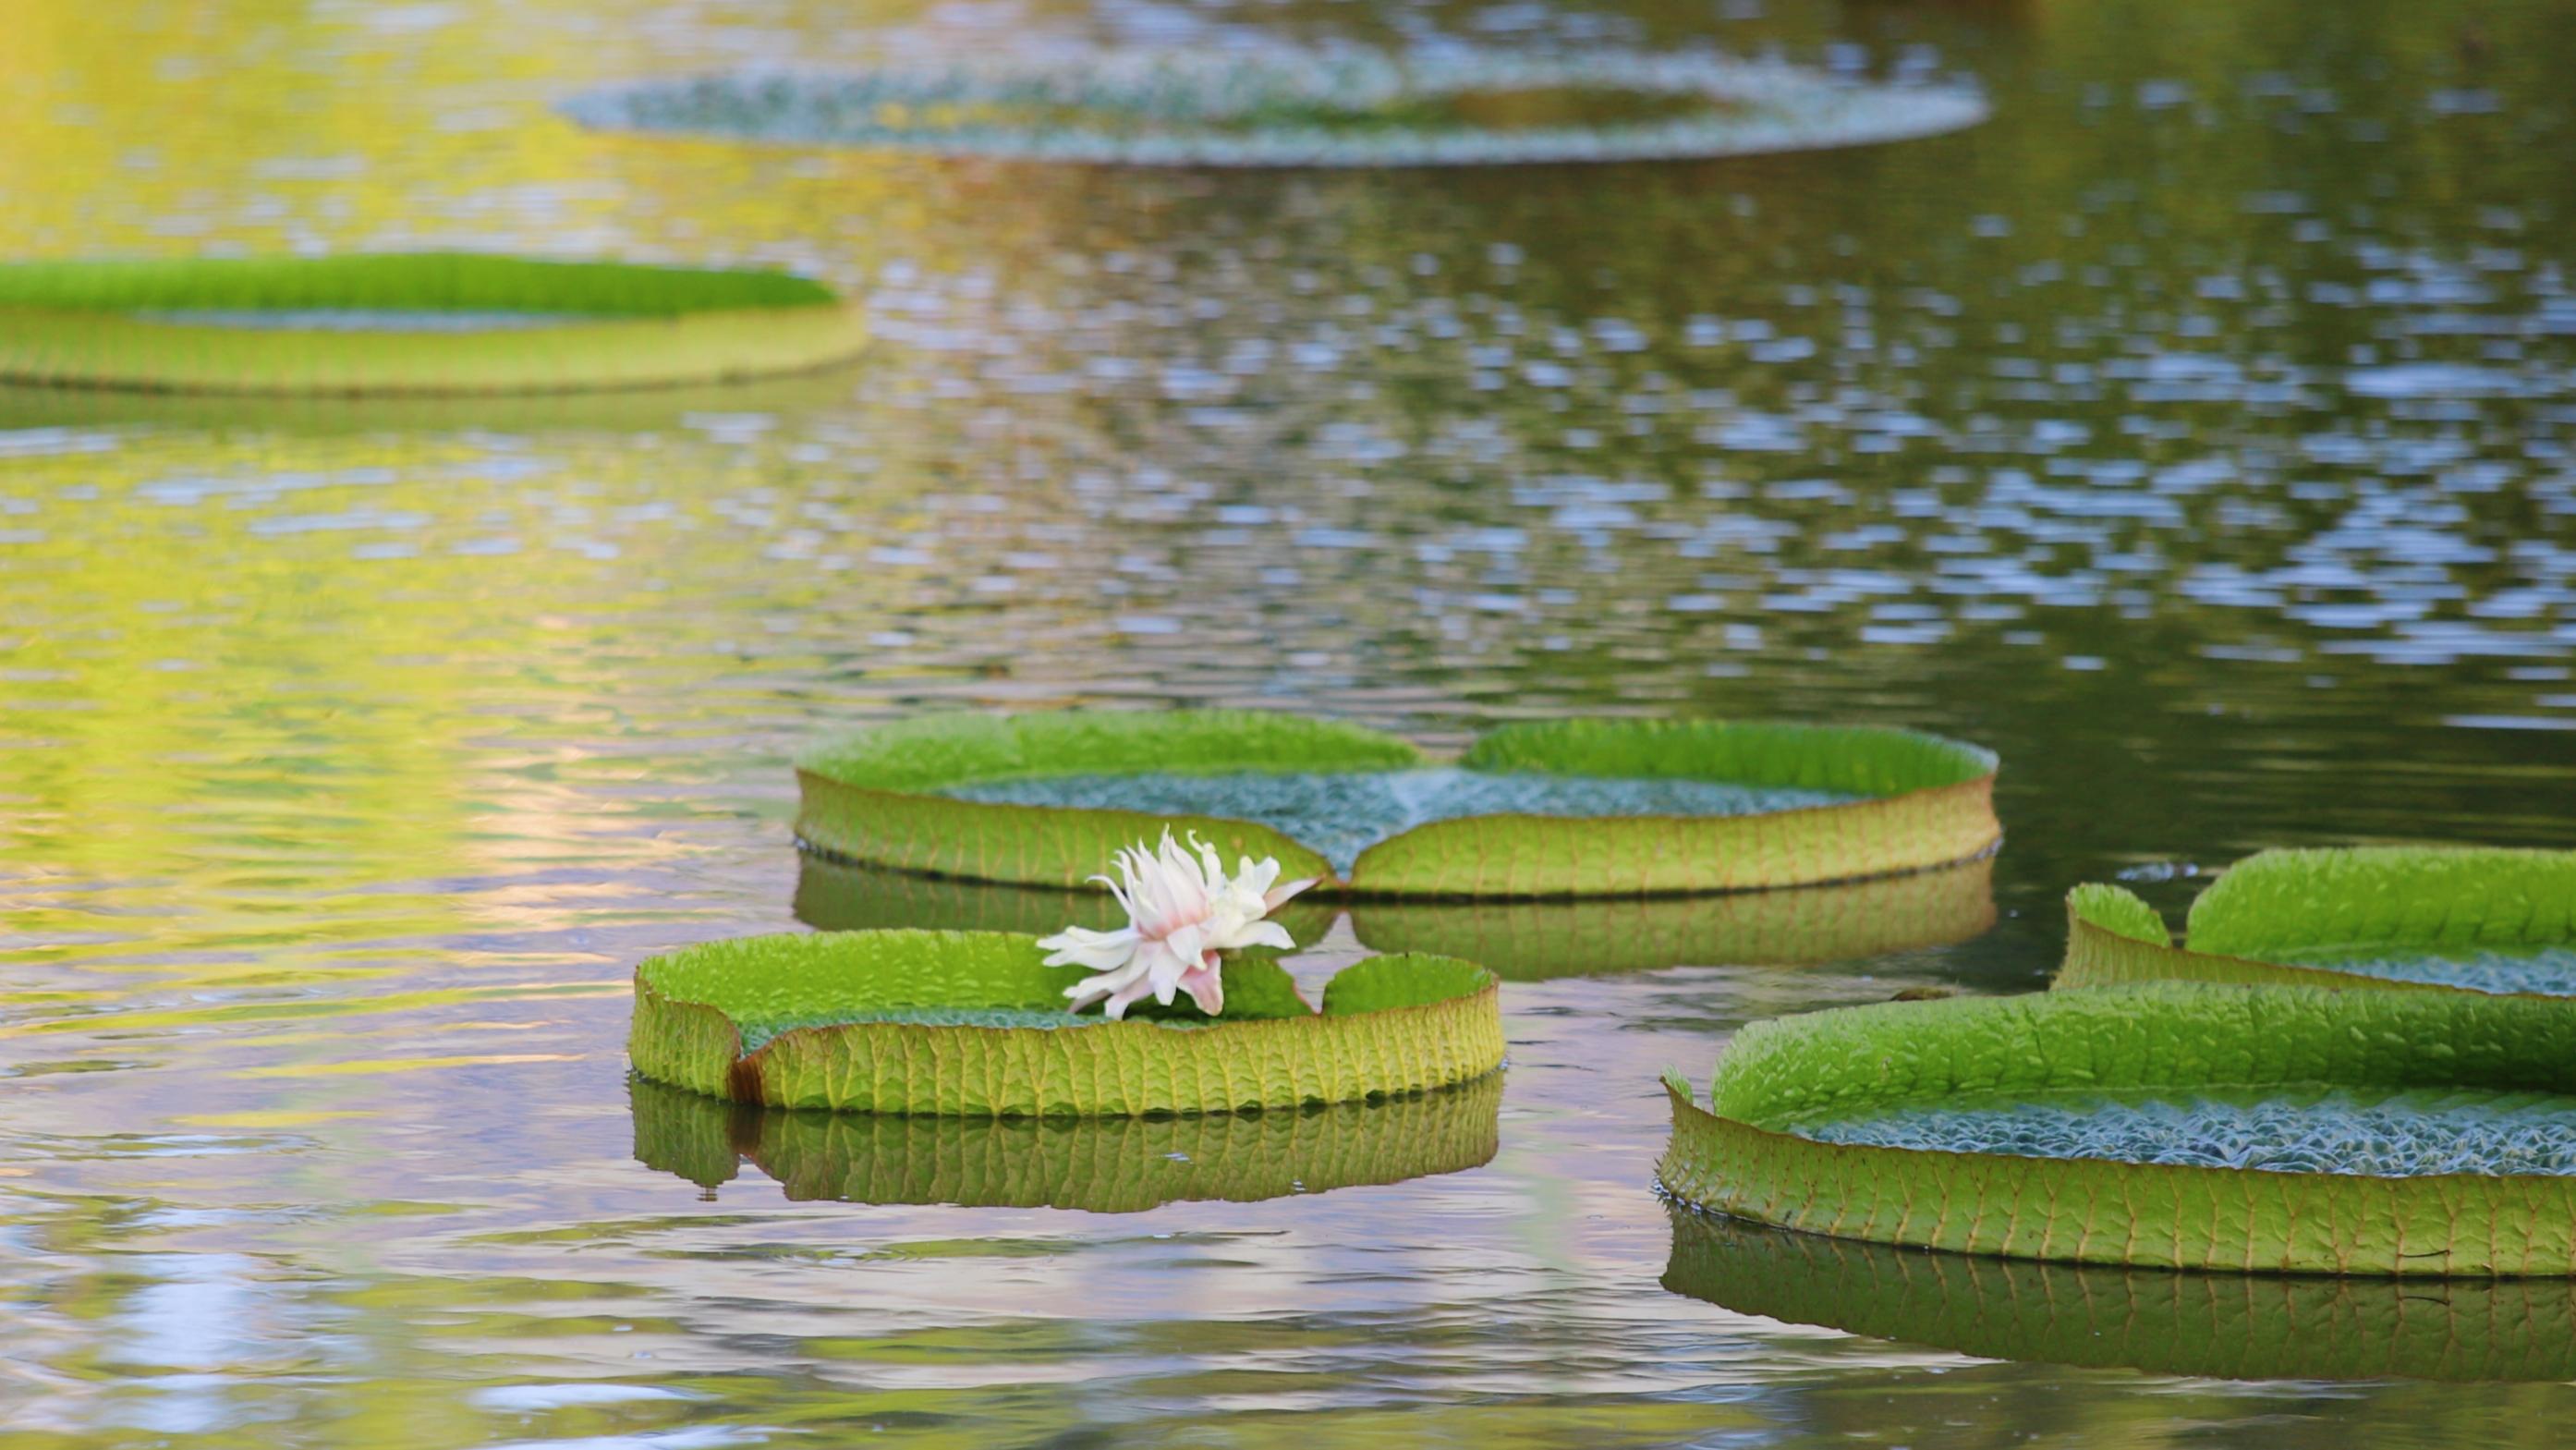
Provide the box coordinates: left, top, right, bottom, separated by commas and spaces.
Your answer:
6, 0, 2576, 1443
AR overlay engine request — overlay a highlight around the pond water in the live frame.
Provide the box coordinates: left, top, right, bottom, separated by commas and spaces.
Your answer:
4, 0, 2575, 1444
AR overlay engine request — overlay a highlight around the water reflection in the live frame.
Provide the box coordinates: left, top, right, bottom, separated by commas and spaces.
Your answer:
632, 1074, 1502, 1210
797, 852, 1995, 977
1665, 1210, 2576, 1383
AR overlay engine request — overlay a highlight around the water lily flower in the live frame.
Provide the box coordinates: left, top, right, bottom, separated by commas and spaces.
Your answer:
1037, 830, 1317, 1019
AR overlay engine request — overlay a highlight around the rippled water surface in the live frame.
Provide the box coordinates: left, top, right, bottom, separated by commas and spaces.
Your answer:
6, 0, 2576, 1443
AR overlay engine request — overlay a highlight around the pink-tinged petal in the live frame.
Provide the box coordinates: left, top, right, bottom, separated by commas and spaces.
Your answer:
1263, 876, 1320, 911
1101, 974, 1165, 1020
1177, 959, 1224, 1016
1162, 921, 1207, 977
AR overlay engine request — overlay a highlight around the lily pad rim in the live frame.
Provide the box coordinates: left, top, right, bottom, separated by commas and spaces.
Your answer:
0, 251, 844, 320
636, 928, 1503, 1118
795, 822, 2007, 903
2063, 843, 2576, 1001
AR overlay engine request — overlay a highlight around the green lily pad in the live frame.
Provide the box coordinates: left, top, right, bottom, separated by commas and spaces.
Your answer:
0, 253, 865, 395
794, 853, 1993, 980
632, 1072, 1501, 1212
562, 49, 1988, 168
2062, 847, 2576, 998
1663, 1212, 2576, 1382
629, 929, 1503, 1115
794, 712, 1999, 898
1657, 982, 2576, 1274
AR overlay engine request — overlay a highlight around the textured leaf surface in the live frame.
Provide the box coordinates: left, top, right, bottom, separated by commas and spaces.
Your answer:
796, 711, 2000, 897
2060, 847, 2576, 998
0, 253, 862, 395
632, 1073, 1501, 1212
1663, 1212, 2576, 1381
1658, 983, 2576, 1274
630, 930, 1504, 1115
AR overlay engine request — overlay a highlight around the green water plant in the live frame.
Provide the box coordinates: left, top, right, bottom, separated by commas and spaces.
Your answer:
629, 929, 1502, 1115
2062, 847, 2576, 998
632, 1072, 1501, 1211
796, 853, 1996, 980
1663, 1212, 2576, 1382
1658, 982, 2576, 1275
563, 48, 1989, 168
0, 253, 865, 395
794, 711, 2000, 898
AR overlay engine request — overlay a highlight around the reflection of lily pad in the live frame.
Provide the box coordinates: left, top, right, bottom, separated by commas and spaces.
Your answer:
632, 1072, 1501, 1212
630, 929, 1502, 1115
1352, 858, 1995, 979
2062, 847, 2576, 998
563, 49, 1988, 168
1657, 982, 2576, 1274
1662, 1212, 2576, 1382
792, 854, 1339, 946
793, 853, 1993, 978
0, 254, 865, 395
0, 365, 860, 435
795, 712, 1999, 898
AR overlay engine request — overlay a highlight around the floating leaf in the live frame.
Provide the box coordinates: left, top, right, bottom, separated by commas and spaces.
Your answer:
795, 712, 1999, 898
2062, 847, 2576, 998
632, 1072, 1501, 1211
563, 49, 1988, 168
1663, 1211, 2576, 1382
0, 253, 864, 395
630, 929, 1503, 1115
1657, 982, 2576, 1274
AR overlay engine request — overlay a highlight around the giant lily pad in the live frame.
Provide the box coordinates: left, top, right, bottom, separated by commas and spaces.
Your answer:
2062, 847, 2576, 998
629, 929, 1503, 1115
632, 1072, 1501, 1212
796, 852, 1993, 979
0, 253, 865, 395
1663, 1212, 2576, 1382
1657, 982, 2576, 1274
794, 712, 1999, 898
563, 49, 1988, 169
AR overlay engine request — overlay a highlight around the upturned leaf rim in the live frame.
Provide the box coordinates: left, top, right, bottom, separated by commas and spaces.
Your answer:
0, 252, 865, 396
1656, 981, 2576, 1275
2060, 846, 2576, 999
629, 928, 1506, 1116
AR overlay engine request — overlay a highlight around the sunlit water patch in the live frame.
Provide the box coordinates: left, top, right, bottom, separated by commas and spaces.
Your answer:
562, 48, 1989, 166
943, 767, 1859, 874
2272, 944, 2576, 997
1795, 1087, 2576, 1176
